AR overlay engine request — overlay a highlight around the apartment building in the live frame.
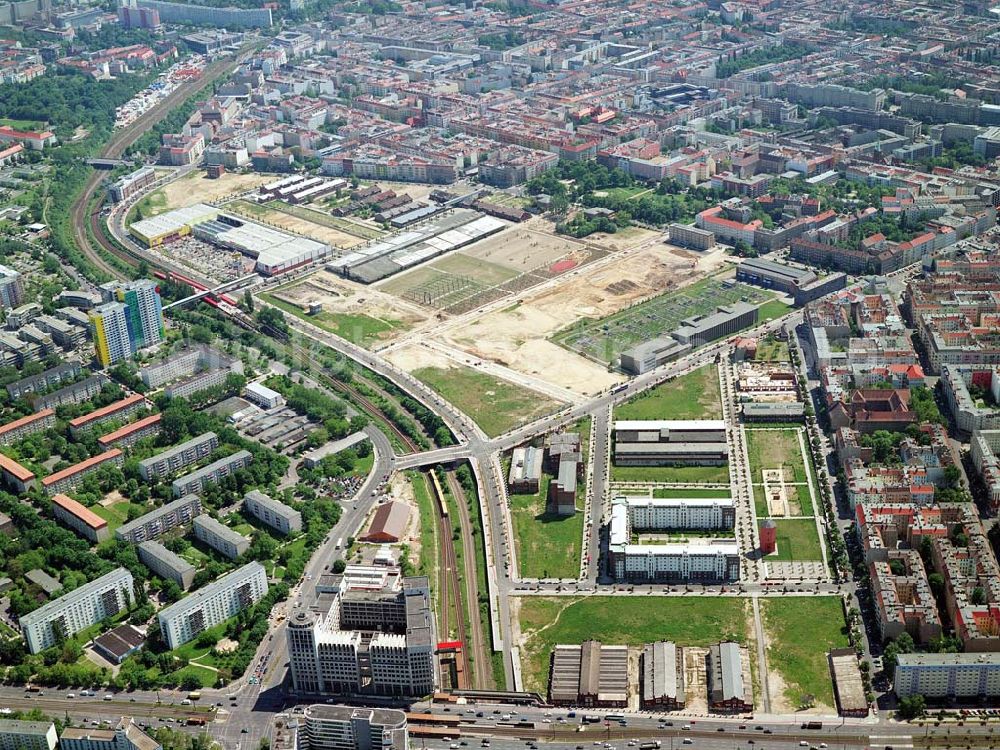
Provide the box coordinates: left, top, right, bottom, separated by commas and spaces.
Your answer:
243, 490, 301, 535
192, 514, 250, 560
51, 493, 110, 543
0, 721, 57, 750
138, 432, 219, 482
137, 541, 196, 590
115, 494, 203, 543
6, 362, 81, 400
895, 653, 1000, 699
68, 394, 148, 438
287, 570, 435, 697
157, 562, 268, 649
0, 453, 34, 493
59, 718, 160, 750
139, 345, 241, 390
0, 408, 54, 446
613, 495, 735, 531
0, 264, 24, 310
20, 567, 134, 653
98, 413, 162, 451
31, 374, 107, 411
299, 706, 408, 750
41, 449, 124, 496
171, 450, 252, 497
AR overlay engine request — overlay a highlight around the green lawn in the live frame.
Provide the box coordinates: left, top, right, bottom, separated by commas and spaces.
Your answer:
761, 597, 849, 709
413, 366, 563, 438
754, 337, 790, 361
610, 463, 730, 484
614, 364, 721, 420
752, 484, 768, 517
509, 473, 583, 579
765, 519, 823, 561
262, 293, 401, 348
758, 299, 793, 322
745, 428, 808, 484
518, 596, 749, 693
90, 500, 145, 534
0, 118, 46, 131
652, 487, 732, 498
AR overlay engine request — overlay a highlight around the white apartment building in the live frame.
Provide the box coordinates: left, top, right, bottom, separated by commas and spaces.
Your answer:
300, 705, 407, 750
20, 567, 135, 654
157, 562, 268, 649
59, 718, 161, 750
243, 490, 301, 534
616, 495, 736, 530
116, 494, 203, 543
0, 721, 56, 750
895, 652, 1000, 699
172, 449, 252, 497
192, 514, 250, 560
138, 432, 219, 482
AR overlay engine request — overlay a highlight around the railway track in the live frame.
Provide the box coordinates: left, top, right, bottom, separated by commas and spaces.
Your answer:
445, 470, 492, 690
70, 55, 246, 279
430, 470, 471, 691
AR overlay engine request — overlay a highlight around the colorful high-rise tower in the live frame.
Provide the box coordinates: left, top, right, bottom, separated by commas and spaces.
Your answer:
90, 301, 132, 367
113, 280, 164, 350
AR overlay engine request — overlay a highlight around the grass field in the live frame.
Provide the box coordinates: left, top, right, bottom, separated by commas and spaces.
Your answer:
0, 118, 46, 130
615, 364, 721, 420
91, 500, 145, 534
409, 472, 438, 583
518, 596, 749, 693
553, 277, 773, 364
754, 337, 790, 361
758, 299, 793, 322
262, 292, 401, 348
765, 519, 823, 561
761, 597, 849, 709
509, 473, 583, 579
652, 487, 732, 498
610, 464, 730, 484
413, 366, 563, 437
745, 428, 808, 484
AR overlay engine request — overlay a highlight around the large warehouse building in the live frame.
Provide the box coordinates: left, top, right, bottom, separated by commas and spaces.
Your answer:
614, 419, 729, 466
130, 205, 330, 276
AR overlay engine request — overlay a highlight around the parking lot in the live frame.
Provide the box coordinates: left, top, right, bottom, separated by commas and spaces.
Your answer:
234, 405, 315, 454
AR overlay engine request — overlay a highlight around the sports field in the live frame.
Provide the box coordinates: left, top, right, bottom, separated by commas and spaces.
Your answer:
609, 464, 731, 484
553, 276, 773, 365
517, 596, 750, 694
614, 364, 721, 420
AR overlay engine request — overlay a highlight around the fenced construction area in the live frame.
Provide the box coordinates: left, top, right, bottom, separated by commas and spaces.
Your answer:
552, 276, 773, 365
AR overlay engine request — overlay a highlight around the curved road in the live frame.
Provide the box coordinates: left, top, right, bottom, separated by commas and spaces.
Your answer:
70, 54, 247, 279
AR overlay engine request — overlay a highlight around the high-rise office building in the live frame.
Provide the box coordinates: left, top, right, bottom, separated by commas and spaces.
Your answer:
90, 302, 132, 367
287, 567, 435, 697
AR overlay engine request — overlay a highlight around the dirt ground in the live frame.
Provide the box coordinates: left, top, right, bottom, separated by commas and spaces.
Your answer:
161, 170, 271, 211
683, 647, 710, 714
462, 221, 588, 272
228, 203, 364, 249
428, 244, 714, 395
389, 472, 424, 563
272, 270, 428, 329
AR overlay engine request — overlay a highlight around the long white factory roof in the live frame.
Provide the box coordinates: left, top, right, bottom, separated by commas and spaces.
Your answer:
130, 203, 218, 238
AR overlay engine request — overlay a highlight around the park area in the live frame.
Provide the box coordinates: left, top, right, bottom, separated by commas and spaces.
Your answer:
615, 364, 721, 420
516, 596, 751, 694
762, 519, 824, 561
412, 364, 564, 437
761, 597, 850, 712
553, 275, 774, 365
745, 428, 809, 484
